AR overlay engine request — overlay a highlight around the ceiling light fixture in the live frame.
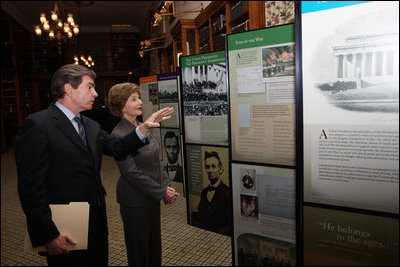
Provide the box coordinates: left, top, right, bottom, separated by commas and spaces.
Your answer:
74, 54, 95, 68
34, 1, 79, 41
67, 1, 95, 68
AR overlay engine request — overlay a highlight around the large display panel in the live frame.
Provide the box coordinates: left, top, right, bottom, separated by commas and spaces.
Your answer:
303, 206, 399, 266
227, 24, 296, 166
185, 144, 231, 236
300, 1, 399, 214
232, 163, 296, 265
180, 51, 228, 146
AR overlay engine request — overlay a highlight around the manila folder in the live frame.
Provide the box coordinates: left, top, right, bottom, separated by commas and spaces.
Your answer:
24, 202, 89, 252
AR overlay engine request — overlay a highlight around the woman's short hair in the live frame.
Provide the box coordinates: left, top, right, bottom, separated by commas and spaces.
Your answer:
51, 64, 96, 100
108, 82, 141, 117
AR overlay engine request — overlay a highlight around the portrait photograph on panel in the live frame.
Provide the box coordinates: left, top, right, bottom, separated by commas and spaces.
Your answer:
186, 145, 231, 236
161, 128, 183, 183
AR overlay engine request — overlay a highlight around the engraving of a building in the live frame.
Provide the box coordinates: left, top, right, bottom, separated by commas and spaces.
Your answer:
332, 32, 399, 87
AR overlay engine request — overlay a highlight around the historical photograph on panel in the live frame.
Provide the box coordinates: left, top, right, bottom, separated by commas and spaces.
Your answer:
187, 145, 231, 236
240, 168, 256, 193
158, 72, 180, 129
240, 194, 258, 219
161, 128, 183, 183
181, 51, 229, 145
237, 233, 296, 266
182, 62, 228, 116
159, 102, 180, 128
139, 75, 157, 103
158, 73, 178, 103
262, 43, 295, 80
148, 83, 159, 105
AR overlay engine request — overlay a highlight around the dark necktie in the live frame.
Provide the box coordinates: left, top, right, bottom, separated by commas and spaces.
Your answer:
206, 185, 217, 202
73, 116, 87, 146
168, 165, 177, 172
207, 186, 217, 192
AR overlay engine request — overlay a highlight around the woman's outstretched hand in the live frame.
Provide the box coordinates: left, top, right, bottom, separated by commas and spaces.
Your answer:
138, 107, 174, 135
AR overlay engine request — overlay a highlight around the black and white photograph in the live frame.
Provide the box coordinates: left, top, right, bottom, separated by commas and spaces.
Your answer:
188, 146, 231, 236
147, 82, 159, 105
237, 233, 296, 266
240, 168, 256, 192
182, 63, 228, 116
158, 73, 179, 103
240, 194, 258, 219
161, 128, 183, 183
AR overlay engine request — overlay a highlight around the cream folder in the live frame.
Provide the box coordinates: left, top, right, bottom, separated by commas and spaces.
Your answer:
24, 202, 89, 252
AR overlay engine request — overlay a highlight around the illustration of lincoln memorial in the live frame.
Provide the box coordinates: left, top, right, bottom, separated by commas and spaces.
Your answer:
332, 32, 399, 88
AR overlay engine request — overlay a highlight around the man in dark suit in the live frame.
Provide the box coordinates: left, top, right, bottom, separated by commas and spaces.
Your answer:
163, 131, 183, 182
191, 151, 232, 236
15, 64, 173, 266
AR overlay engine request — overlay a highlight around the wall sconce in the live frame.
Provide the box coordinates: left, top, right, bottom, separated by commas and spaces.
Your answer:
140, 34, 166, 49
138, 46, 166, 58
152, 1, 203, 26
140, 40, 152, 49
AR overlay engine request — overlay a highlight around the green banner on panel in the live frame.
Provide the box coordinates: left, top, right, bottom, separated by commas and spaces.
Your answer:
228, 24, 294, 51
181, 50, 226, 68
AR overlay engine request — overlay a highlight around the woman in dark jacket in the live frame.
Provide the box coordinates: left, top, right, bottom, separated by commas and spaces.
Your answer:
108, 83, 179, 266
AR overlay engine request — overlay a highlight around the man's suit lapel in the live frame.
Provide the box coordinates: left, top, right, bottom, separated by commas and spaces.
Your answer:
49, 103, 87, 150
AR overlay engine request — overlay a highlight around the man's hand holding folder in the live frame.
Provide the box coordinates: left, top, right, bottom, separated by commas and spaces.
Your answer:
24, 202, 89, 254
45, 233, 77, 255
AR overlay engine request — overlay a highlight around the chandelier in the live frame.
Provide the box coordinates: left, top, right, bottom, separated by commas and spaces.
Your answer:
34, 2, 79, 41
64, 1, 95, 68
74, 55, 94, 68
